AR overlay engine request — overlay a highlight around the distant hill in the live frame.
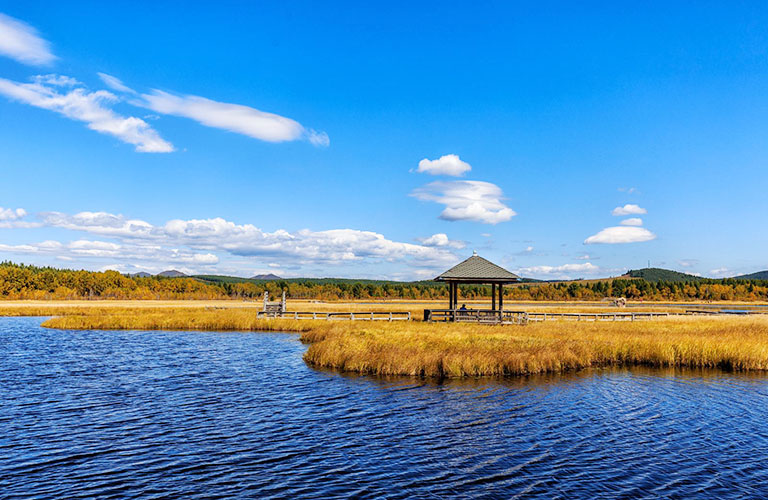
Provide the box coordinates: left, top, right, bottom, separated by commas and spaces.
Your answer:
251, 273, 283, 280
623, 268, 701, 283
157, 270, 187, 278
129, 272, 152, 278
734, 270, 768, 280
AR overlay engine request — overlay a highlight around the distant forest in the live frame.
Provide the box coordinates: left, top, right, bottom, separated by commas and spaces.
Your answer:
2, 262, 768, 302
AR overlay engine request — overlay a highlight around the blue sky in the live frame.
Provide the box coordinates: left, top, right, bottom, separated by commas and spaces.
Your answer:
1, 2, 768, 280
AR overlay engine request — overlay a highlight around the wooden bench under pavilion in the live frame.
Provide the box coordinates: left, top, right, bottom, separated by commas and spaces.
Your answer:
425, 252, 524, 324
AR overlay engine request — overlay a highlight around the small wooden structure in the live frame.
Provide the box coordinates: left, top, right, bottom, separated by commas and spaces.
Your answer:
425, 252, 522, 323
263, 290, 286, 316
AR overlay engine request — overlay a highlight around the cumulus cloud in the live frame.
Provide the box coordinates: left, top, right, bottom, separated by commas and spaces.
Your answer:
517, 262, 600, 279
416, 233, 465, 249
612, 204, 647, 216
411, 180, 516, 224
0, 13, 56, 65
24, 210, 459, 271
416, 154, 471, 176
0, 207, 26, 221
139, 89, 329, 146
620, 217, 643, 226
0, 238, 218, 265
584, 226, 656, 244
0, 76, 174, 152
97, 72, 136, 94
41, 211, 155, 237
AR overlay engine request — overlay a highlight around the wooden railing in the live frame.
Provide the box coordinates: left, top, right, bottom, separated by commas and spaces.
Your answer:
424, 309, 529, 325
424, 309, 672, 324
526, 312, 669, 322
256, 311, 411, 321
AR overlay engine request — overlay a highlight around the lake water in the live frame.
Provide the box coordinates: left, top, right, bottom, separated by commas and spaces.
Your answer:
3, 317, 768, 499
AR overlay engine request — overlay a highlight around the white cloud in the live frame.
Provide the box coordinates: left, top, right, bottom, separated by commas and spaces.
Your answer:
0, 207, 26, 221
620, 217, 643, 226
27, 210, 459, 270
0, 238, 218, 265
139, 89, 328, 146
416, 154, 471, 176
0, 206, 41, 228
41, 211, 155, 237
612, 204, 647, 216
97, 72, 136, 94
0, 76, 174, 152
411, 180, 516, 224
584, 226, 656, 244
0, 13, 56, 65
678, 259, 699, 268
34, 74, 78, 86
517, 262, 600, 279
417, 233, 465, 249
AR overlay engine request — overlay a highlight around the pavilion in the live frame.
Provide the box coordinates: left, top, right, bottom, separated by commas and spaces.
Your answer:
427, 252, 521, 321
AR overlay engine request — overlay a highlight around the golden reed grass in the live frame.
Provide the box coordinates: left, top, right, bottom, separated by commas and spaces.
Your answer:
5, 303, 767, 378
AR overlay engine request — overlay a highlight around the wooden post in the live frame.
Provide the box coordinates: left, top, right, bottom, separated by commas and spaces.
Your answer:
454, 283, 459, 309
491, 283, 496, 311
499, 284, 504, 311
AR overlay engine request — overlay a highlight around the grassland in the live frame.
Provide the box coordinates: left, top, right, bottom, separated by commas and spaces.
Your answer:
2, 300, 765, 378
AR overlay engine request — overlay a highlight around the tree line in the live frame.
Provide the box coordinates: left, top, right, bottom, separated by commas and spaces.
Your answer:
2, 261, 768, 301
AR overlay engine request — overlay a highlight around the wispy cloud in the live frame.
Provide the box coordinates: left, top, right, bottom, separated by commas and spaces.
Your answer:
612, 204, 647, 216
678, 259, 699, 268
0, 76, 174, 152
97, 72, 136, 94
411, 180, 516, 224
415, 154, 471, 176
139, 89, 329, 146
0, 13, 56, 65
620, 217, 643, 226
584, 226, 656, 244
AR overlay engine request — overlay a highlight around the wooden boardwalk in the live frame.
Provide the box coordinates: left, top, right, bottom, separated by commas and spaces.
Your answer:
424, 309, 672, 324
257, 311, 411, 321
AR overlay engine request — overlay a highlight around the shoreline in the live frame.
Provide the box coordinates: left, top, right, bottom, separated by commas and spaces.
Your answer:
2, 303, 765, 379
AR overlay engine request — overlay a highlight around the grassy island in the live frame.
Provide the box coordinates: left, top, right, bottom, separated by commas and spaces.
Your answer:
3, 301, 766, 378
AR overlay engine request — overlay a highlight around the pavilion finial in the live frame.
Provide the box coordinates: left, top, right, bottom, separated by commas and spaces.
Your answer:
472, 250, 478, 256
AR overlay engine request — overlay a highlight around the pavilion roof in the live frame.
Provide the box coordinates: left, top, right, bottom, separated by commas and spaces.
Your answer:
435, 254, 520, 282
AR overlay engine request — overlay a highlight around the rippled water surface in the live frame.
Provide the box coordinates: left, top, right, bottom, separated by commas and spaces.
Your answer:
3, 317, 768, 499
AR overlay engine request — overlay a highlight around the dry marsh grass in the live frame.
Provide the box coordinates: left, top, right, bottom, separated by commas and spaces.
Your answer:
27, 305, 768, 378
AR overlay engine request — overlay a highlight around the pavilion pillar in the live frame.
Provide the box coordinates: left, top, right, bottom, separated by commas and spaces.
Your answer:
491, 283, 497, 311
499, 284, 504, 311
